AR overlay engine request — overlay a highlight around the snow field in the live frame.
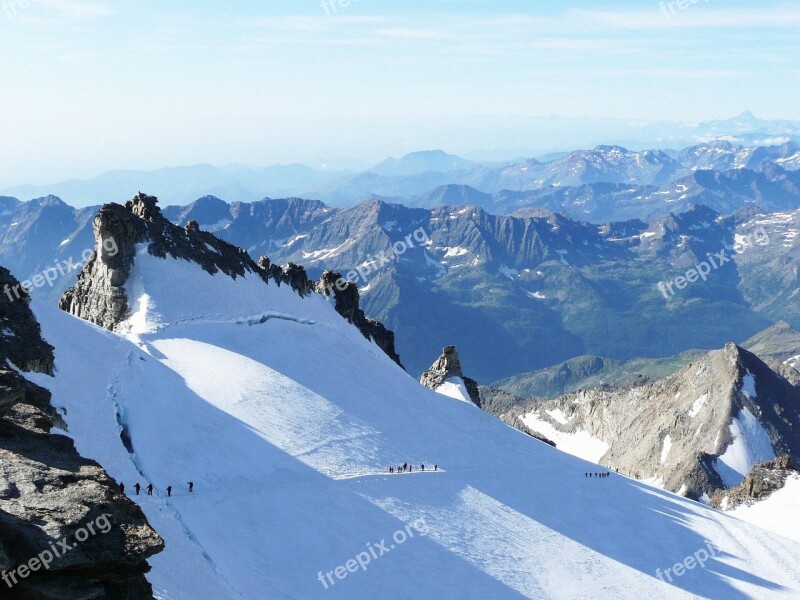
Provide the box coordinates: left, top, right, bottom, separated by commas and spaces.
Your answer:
23, 252, 800, 599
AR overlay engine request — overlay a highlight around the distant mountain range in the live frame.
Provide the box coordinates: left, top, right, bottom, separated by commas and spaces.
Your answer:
412, 162, 800, 222
4, 137, 799, 213
4, 193, 800, 382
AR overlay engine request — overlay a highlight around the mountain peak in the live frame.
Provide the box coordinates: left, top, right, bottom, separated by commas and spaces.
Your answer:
510, 340, 800, 499
593, 144, 630, 153
128, 191, 162, 221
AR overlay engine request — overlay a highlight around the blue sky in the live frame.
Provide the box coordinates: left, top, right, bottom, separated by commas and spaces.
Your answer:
0, 0, 798, 185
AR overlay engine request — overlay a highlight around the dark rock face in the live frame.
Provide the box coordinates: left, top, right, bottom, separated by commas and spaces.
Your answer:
710, 455, 798, 510
256, 259, 313, 297
1, 267, 164, 599
315, 270, 403, 368
0, 266, 55, 376
478, 386, 528, 416
420, 345, 481, 407
256, 256, 285, 288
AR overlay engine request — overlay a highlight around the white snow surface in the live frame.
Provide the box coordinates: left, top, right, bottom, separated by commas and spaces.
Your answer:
520, 413, 610, 464
435, 377, 472, 403
715, 407, 776, 488
442, 246, 469, 258
688, 394, 708, 418
23, 251, 800, 599
660, 435, 672, 464
728, 475, 800, 545
741, 371, 757, 399
545, 408, 571, 425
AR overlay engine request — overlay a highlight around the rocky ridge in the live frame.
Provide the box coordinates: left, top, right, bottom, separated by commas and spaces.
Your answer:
59, 193, 402, 366
316, 270, 402, 366
493, 321, 800, 400
9, 192, 800, 382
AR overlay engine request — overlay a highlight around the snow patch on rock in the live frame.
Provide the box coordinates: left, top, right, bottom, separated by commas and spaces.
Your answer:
714, 408, 775, 487
520, 413, 609, 463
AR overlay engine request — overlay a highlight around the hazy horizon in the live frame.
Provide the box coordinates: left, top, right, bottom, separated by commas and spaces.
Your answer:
1, 1, 799, 187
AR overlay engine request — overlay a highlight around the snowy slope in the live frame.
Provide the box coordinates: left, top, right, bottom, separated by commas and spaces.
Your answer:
25, 251, 800, 599
728, 475, 800, 544
435, 376, 472, 403
714, 407, 776, 488
520, 413, 609, 463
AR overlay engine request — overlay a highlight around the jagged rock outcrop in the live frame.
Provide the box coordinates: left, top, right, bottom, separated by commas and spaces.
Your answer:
502, 343, 800, 500
315, 270, 403, 367
420, 346, 481, 407
257, 257, 313, 297
60, 193, 266, 330
709, 455, 798, 510
256, 256, 285, 287
1, 267, 164, 598
59, 194, 403, 365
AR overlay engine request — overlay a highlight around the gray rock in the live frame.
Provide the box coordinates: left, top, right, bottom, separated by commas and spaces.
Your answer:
710, 455, 797, 510
420, 346, 481, 407
0, 266, 55, 376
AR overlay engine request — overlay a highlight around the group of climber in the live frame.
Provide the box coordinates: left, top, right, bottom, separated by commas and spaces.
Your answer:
585, 472, 611, 478
119, 481, 194, 497
388, 463, 438, 474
